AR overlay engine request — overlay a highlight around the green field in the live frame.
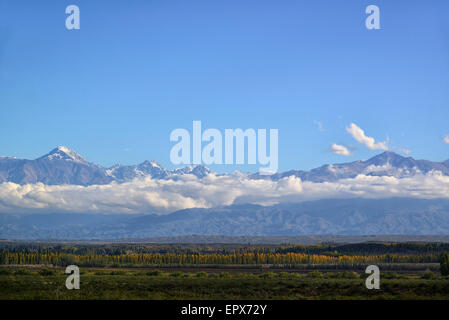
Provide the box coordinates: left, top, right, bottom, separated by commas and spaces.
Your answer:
1, 267, 449, 300
1, 241, 449, 300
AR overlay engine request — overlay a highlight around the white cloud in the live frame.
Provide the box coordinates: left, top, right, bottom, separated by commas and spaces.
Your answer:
329, 143, 352, 156
314, 121, 324, 132
397, 147, 412, 155
0, 171, 449, 215
346, 123, 388, 151
443, 135, 449, 144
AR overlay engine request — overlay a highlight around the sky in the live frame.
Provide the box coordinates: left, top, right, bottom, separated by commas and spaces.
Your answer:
0, 0, 448, 173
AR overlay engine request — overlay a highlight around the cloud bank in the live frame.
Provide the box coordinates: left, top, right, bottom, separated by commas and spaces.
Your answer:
1, 171, 449, 215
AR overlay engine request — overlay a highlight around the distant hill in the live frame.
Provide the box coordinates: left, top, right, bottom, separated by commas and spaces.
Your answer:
2, 198, 449, 239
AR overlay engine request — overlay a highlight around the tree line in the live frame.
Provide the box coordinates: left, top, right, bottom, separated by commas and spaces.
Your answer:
3, 242, 449, 256
0, 250, 444, 267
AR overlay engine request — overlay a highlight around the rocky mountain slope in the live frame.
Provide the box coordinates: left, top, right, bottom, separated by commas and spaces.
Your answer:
0, 147, 448, 185
2, 198, 449, 239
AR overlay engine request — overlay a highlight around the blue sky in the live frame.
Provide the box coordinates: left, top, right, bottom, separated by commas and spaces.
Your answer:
0, 0, 448, 172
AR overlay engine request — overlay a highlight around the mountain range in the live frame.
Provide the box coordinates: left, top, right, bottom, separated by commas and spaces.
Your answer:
0, 146, 211, 185
251, 151, 449, 181
2, 198, 449, 239
0, 146, 448, 185
1, 147, 449, 239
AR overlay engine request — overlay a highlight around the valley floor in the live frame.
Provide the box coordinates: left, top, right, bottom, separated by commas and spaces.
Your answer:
1, 266, 449, 300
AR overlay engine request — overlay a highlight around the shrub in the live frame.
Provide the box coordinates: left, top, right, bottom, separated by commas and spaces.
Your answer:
208, 273, 219, 278
94, 270, 109, 275
324, 272, 339, 279
110, 270, 126, 276
146, 270, 163, 276
421, 269, 435, 280
440, 252, 449, 276
0, 268, 12, 275
239, 272, 257, 279
14, 269, 31, 275
279, 272, 291, 278
38, 269, 55, 276
307, 271, 323, 278
289, 272, 304, 279
259, 272, 277, 279
382, 272, 406, 279
341, 271, 360, 279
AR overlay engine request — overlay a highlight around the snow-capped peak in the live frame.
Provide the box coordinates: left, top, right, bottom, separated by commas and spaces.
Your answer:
39, 146, 87, 163
141, 160, 162, 168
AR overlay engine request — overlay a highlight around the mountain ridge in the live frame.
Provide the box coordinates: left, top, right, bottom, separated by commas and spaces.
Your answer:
2, 197, 449, 239
0, 147, 448, 186
251, 151, 449, 182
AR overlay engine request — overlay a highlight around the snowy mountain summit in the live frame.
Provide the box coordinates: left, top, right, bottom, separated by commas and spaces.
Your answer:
38, 146, 87, 163
0, 147, 448, 186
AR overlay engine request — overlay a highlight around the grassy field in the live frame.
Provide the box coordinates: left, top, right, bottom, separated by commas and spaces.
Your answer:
1, 267, 449, 300
1, 242, 449, 299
